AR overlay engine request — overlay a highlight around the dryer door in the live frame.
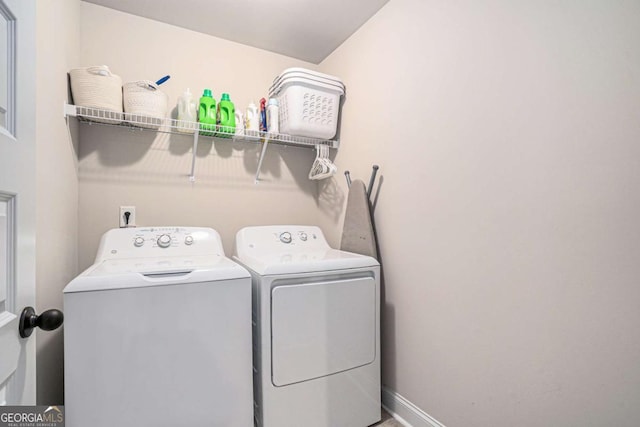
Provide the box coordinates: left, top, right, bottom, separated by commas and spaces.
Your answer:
271, 276, 376, 386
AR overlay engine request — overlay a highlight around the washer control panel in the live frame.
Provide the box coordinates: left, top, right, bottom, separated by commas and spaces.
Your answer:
95, 227, 226, 261
157, 233, 172, 248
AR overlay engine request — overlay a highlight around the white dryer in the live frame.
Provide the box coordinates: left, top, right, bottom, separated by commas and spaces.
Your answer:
234, 225, 381, 427
64, 227, 253, 427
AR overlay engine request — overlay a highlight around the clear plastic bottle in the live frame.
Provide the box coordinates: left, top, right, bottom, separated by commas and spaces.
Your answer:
245, 101, 259, 137
267, 98, 279, 134
177, 88, 197, 134
235, 111, 245, 137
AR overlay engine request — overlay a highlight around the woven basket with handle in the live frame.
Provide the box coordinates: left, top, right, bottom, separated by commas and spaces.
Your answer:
69, 65, 123, 124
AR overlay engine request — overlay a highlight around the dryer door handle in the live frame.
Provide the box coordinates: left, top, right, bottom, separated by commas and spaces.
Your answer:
19, 307, 64, 338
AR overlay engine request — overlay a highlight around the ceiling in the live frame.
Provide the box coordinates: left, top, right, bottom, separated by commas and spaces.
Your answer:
83, 0, 390, 64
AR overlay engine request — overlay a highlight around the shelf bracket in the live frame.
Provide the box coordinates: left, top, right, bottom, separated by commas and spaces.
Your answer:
189, 129, 199, 182
64, 102, 77, 119
254, 136, 271, 184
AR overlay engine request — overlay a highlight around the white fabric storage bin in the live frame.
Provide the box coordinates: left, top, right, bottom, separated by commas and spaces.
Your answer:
69, 65, 123, 124
123, 80, 168, 129
276, 80, 344, 140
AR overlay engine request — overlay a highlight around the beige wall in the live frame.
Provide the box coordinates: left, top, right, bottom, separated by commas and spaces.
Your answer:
77, 2, 322, 268
37, 0, 640, 420
35, 0, 80, 404
319, 0, 640, 426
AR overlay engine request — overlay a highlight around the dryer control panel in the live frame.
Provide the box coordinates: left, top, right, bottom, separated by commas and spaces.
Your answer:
234, 225, 377, 275
94, 227, 226, 262
236, 225, 330, 254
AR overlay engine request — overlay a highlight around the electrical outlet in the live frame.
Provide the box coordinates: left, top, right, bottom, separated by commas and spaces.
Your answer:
119, 206, 136, 228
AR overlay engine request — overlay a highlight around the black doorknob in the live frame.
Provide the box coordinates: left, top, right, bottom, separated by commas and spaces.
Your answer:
19, 307, 64, 338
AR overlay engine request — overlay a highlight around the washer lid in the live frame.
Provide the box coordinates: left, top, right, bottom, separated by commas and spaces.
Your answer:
64, 255, 250, 293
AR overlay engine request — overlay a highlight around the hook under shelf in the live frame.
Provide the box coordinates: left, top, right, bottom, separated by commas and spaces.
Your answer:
254, 136, 272, 184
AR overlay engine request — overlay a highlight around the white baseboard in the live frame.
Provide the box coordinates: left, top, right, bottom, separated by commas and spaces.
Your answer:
381, 387, 446, 427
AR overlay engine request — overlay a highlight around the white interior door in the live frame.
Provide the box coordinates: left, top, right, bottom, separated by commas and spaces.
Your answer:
0, 0, 37, 405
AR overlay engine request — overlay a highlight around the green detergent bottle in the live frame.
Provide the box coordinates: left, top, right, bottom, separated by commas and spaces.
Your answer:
198, 89, 216, 136
216, 93, 236, 138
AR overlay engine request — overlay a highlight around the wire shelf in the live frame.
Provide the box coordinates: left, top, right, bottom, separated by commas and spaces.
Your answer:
64, 104, 339, 149
64, 103, 339, 183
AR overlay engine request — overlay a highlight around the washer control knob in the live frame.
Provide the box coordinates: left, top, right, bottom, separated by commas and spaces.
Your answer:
279, 232, 292, 244
133, 237, 145, 247
184, 235, 194, 246
299, 232, 308, 241
157, 234, 172, 248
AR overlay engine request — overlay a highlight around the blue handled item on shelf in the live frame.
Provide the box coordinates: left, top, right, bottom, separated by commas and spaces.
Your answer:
155, 75, 171, 85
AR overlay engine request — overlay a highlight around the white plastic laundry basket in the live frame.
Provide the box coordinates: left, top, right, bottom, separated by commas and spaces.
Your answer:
270, 72, 345, 95
275, 80, 344, 140
123, 80, 168, 129
69, 65, 123, 124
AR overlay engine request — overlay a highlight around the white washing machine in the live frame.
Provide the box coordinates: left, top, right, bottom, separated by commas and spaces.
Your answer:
64, 227, 253, 427
234, 225, 381, 427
